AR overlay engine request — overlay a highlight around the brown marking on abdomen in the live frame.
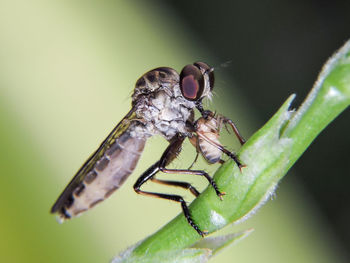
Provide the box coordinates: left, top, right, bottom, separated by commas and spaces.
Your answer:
64, 132, 146, 218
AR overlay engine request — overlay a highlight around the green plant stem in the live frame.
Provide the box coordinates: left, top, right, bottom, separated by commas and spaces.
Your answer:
116, 40, 350, 262
283, 42, 350, 167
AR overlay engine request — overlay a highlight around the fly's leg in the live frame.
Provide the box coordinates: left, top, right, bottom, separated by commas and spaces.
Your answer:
159, 134, 223, 198
134, 187, 206, 236
159, 167, 225, 199
151, 178, 200, 197
133, 163, 206, 236
133, 134, 208, 236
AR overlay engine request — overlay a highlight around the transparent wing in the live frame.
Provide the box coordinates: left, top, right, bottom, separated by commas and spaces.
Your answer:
51, 108, 146, 220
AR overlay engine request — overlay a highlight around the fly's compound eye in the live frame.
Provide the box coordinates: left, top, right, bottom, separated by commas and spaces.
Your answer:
180, 64, 204, 101
194, 62, 215, 91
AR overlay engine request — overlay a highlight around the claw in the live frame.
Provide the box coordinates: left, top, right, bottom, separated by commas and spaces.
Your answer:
238, 163, 247, 172
218, 191, 226, 201
199, 229, 209, 237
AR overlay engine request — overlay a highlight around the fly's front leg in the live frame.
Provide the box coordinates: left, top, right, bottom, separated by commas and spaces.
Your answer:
133, 134, 207, 236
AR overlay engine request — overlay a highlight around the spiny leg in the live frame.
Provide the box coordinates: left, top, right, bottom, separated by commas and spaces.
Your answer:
159, 167, 224, 199
133, 134, 209, 236
159, 135, 224, 198
134, 187, 206, 236
133, 162, 206, 236
151, 178, 200, 197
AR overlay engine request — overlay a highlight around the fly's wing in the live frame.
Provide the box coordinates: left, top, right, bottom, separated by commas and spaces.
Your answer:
51, 108, 146, 221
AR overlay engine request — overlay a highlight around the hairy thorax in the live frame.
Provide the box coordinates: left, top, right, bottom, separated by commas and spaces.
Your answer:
131, 67, 196, 141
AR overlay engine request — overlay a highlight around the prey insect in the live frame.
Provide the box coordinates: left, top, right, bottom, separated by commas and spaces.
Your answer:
51, 62, 245, 236
189, 111, 245, 170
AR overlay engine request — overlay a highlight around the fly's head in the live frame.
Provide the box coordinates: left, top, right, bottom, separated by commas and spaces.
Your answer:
179, 62, 215, 117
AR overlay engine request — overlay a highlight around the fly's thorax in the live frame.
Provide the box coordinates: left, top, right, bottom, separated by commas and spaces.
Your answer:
132, 67, 179, 104
132, 66, 196, 140
135, 85, 196, 140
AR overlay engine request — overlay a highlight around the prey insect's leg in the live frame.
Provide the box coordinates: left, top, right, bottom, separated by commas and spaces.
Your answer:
187, 152, 199, 170
197, 132, 245, 169
187, 133, 200, 170
133, 134, 207, 236
222, 117, 246, 145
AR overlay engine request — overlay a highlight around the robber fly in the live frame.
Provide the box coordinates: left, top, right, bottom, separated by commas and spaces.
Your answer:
51, 62, 245, 236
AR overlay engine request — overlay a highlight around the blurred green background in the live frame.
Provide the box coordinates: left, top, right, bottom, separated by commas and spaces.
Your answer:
0, 0, 349, 262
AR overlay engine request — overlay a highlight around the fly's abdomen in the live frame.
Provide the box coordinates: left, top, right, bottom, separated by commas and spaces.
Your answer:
63, 132, 146, 218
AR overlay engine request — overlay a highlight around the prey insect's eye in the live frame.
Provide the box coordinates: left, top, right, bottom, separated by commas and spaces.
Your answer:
194, 62, 215, 91
180, 64, 204, 101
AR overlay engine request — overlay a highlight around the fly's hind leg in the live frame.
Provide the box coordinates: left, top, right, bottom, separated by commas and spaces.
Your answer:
134, 186, 206, 236
151, 178, 200, 197
133, 134, 209, 236
159, 167, 224, 199
158, 134, 224, 198
133, 162, 206, 236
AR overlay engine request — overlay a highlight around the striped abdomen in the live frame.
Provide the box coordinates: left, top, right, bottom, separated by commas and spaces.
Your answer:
195, 115, 223, 164
61, 132, 145, 219
198, 132, 222, 164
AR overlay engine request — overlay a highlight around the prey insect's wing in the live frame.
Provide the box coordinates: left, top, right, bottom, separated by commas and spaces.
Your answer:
51, 108, 146, 220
